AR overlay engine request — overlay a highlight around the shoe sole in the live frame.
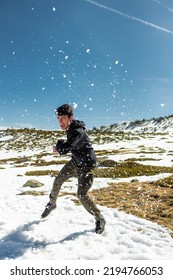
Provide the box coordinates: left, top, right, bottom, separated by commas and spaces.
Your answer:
41, 205, 56, 219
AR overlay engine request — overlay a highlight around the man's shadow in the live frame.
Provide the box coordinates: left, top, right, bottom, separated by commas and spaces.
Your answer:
0, 220, 46, 259
0, 220, 92, 259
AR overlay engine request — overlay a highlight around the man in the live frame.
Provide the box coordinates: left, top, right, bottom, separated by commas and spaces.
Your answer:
41, 104, 106, 234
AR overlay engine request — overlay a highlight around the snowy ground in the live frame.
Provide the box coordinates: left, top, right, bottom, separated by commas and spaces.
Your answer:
0, 132, 173, 260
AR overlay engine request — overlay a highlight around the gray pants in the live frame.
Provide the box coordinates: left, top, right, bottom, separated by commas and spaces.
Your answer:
49, 160, 102, 220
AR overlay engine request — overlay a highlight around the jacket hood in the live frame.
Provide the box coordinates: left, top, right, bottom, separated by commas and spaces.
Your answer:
69, 120, 86, 130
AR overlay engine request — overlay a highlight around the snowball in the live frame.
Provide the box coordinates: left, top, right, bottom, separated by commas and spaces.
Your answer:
73, 102, 78, 109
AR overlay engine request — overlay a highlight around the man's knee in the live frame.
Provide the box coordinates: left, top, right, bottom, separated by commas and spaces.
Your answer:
77, 190, 87, 202
77, 172, 94, 201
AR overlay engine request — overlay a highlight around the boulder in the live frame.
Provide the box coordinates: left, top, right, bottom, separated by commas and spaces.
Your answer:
23, 179, 44, 188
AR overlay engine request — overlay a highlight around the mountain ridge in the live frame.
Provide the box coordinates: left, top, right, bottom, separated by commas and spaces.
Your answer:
98, 114, 173, 133
0, 115, 173, 138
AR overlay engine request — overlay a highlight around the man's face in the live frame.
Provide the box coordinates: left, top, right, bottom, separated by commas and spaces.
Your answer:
57, 115, 73, 130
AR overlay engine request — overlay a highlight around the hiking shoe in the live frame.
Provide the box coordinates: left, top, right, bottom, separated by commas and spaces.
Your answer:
95, 217, 106, 234
41, 202, 56, 218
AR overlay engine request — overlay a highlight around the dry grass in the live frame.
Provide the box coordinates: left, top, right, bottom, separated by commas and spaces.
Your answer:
68, 180, 173, 237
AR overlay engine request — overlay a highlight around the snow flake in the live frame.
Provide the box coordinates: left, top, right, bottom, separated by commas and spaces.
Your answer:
86, 49, 91, 54
53, 7, 56, 12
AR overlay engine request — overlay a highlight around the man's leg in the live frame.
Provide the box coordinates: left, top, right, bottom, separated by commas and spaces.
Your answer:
77, 171, 106, 233
49, 160, 76, 203
41, 160, 76, 218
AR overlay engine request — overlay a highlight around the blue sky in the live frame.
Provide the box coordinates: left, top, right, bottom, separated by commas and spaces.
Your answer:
1, 0, 173, 130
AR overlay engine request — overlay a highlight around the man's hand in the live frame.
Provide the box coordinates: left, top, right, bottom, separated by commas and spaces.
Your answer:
54, 139, 65, 154
53, 146, 58, 153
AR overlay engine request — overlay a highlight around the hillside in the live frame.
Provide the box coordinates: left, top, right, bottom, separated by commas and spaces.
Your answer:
99, 115, 173, 133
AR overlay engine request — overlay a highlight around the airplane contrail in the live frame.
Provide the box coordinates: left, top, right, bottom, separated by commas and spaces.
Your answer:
153, 0, 173, 13
85, 0, 173, 34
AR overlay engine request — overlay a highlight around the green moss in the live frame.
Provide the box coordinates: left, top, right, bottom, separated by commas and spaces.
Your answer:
93, 161, 173, 178
124, 157, 160, 162
24, 161, 173, 178
97, 158, 117, 167
30, 159, 68, 166
14, 164, 29, 168
25, 170, 59, 176
17, 190, 46, 196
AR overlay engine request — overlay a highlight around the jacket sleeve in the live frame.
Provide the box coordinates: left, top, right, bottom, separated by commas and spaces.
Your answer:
56, 129, 85, 155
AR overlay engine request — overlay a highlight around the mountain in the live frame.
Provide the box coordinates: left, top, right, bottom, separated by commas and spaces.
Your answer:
99, 115, 173, 133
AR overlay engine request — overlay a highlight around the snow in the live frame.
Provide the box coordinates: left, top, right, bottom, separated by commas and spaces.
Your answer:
1, 173, 172, 261
0, 135, 13, 142
0, 132, 173, 262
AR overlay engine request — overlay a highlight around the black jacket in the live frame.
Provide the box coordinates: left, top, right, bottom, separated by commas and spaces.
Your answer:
56, 120, 96, 170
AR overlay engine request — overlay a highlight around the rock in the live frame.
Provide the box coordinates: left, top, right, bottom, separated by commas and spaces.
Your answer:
131, 178, 139, 183
23, 179, 44, 188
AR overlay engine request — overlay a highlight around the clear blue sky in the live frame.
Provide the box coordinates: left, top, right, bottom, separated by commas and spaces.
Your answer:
1, 0, 173, 130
